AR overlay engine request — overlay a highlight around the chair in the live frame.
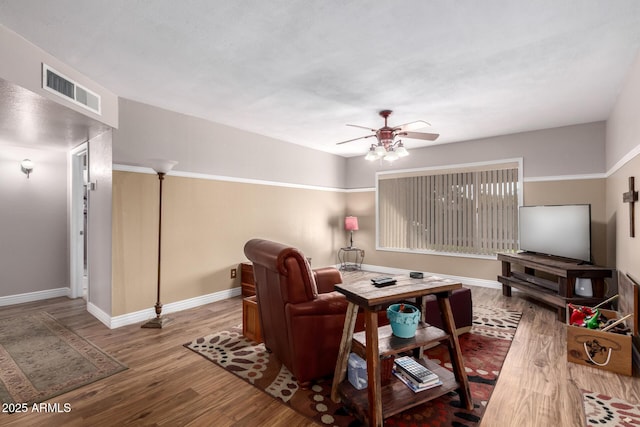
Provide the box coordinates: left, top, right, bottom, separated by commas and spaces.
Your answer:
423, 287, 473, 335
243, 238, 380, 387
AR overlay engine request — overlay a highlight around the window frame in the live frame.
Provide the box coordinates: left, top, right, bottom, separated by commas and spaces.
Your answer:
375, 158, 524, 260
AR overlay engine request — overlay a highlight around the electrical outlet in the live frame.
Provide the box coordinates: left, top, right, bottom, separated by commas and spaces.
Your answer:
230, 268, 237, 279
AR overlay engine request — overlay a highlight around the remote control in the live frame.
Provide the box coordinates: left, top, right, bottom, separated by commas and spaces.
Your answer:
371, 277, 397, 287
394, 356, 438, 383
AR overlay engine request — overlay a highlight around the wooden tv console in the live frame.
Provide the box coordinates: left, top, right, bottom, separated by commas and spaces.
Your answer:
498, 252, 614, 321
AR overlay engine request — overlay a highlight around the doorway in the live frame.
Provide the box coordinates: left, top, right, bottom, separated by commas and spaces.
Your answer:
70, 142, 89, 300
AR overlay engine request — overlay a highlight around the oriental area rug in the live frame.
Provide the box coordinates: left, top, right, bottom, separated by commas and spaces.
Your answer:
185, 305, 522, 426
582, 390, 640, 426
0, 311, 127, 405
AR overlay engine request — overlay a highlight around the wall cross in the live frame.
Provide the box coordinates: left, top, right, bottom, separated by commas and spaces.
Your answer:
623, 176, 639, 237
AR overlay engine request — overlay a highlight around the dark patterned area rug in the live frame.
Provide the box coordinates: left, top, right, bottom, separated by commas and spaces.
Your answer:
583, 390, 640, 426
0, 312, 127, 405
185, 305, 521, 426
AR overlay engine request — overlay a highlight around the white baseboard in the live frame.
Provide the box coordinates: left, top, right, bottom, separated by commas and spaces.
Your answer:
101, 287, 243, 329
349, 264, 502, 290
0, 287, 71, 307
4, 266, 500, 330
90, 267, 499, 329
87, 302, 112, 328
3, 286, 242, 329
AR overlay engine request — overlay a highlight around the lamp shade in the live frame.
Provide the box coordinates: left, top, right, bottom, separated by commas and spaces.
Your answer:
365, 146, 378, 161
395, 142, 409, 157
148, 159, 178, 174
345, 216, 359, 231
384, 149, 399, 162
21, 159, 34, 177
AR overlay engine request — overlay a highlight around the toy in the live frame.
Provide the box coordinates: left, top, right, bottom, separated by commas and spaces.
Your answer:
568, 295, 620, 328
568, 303, 594, 326
601, 314, 633, 334
585, 309, 601, 329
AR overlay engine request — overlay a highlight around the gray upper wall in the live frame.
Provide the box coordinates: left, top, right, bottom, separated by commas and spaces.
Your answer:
87, 131, 113, 315
607, 48, 640, 170
114, 96, 606, 190
113, 98, 347, 189
345, 121, 606, 189
0, 145, 68, 297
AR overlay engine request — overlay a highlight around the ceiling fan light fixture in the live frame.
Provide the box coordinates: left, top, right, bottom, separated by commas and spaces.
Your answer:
396, 142, 409, 157
365, 146, 378, 161
384, 148, 399, 162
336, 110, 437, 162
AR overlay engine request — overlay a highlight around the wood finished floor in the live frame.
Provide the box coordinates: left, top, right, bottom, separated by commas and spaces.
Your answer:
1, 273, 638, 427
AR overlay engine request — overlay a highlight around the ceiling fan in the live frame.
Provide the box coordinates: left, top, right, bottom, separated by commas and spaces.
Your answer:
336, 110, 439, 161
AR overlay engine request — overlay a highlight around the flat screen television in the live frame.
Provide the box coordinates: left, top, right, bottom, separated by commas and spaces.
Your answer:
518, 204, 592, 263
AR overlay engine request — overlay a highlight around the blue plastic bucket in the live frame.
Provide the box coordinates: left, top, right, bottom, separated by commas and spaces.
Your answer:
386, 303, 420, 338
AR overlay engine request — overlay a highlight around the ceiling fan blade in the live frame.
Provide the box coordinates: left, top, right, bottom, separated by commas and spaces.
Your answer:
336, 134, 376, 145
395, 120, 431, 132
399, 131, 440, 141
346, 124, 378, 132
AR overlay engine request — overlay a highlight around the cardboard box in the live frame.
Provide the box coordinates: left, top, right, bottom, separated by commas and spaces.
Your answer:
566, 307, 633, 376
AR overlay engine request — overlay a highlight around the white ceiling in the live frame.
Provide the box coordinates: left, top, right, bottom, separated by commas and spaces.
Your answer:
1, 1, 640, 157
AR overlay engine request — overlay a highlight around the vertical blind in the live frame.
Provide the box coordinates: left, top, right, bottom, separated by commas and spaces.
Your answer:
378, 165, 519, 256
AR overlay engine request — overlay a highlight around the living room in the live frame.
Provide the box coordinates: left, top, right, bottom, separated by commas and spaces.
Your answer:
1, 2, 640, 426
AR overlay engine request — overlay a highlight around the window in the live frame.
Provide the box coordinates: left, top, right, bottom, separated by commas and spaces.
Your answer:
377, 160, 522, 257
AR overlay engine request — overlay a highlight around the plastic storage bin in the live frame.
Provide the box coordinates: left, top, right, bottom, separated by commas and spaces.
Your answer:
347, 353, 367, 390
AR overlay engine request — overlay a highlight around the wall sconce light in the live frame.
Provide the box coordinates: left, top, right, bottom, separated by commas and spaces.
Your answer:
21, 159, 34, 178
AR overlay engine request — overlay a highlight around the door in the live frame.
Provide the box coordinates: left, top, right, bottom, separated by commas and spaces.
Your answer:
70, 143, 89, 299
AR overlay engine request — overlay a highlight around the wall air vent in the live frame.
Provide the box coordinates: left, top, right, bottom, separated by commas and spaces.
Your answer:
42, 63, 101, 115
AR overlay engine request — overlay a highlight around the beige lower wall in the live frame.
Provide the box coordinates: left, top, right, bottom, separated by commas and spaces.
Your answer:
346, 178, 607, 281
524, 178, 608, 267
112, 170, 608, 316
607, 155, 640, 279
111, 171, 346, 316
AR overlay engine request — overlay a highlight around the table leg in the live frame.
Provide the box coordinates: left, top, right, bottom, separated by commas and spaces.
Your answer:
331, 302, 359, 402
364, 308, 383, 427
502, 283, 512, 297
502, 261, 512, 297
413, 296, 425, 358
436, 293, 473, 410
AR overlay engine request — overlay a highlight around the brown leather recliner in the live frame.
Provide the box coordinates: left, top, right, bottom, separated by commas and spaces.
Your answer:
243, 238, 380, 387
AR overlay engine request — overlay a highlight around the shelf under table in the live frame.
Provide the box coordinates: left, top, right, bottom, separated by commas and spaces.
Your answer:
498, 275, 605, 309
351, 323, 450, 358
338, 357, 458, 421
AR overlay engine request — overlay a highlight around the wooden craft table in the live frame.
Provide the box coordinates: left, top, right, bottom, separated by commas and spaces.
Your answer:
330, 276, 473, 426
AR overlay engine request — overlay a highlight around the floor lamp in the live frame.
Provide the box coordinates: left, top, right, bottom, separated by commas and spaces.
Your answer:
142, 159, 178, 329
